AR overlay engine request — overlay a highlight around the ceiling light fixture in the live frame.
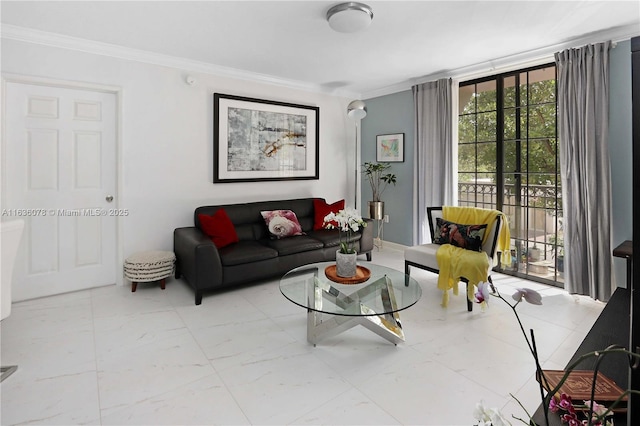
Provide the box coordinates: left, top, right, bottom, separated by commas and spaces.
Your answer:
347, 99, 367, 119
327, 2, 373, 33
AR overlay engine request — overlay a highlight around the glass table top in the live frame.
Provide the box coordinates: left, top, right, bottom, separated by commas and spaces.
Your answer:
279, 261, 422, 316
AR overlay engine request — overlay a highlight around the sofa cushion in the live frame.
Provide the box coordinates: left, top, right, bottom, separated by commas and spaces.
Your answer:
313, 198, 345, 230
218, 241, 278, 266
261, 210, 304, 238
265, 235, 324, 256
434, 218, 487, 252
307, 229, 361, 248
197, 209, 239, 248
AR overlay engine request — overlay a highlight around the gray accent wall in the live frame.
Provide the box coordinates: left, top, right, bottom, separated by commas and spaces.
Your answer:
361, 90, 414, 246
362, 41, 633, 291
609, 39, 633, 288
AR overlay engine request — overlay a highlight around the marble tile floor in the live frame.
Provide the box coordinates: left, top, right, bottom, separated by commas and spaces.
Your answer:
0, 246, 605, 425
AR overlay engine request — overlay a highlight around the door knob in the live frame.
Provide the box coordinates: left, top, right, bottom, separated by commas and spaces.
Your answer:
106, 195, 114, 203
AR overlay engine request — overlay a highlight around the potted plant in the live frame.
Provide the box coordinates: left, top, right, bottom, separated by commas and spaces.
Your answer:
323, 208, 366, 277
529, 244, 541, 262
548, 235, 564, 273
362, 162, 397, 220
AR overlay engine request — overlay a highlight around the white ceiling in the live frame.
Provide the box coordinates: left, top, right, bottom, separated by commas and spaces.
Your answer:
1, 1, 639, 98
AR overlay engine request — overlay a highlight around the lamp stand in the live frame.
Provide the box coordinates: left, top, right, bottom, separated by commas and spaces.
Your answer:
354, 121, 359, 210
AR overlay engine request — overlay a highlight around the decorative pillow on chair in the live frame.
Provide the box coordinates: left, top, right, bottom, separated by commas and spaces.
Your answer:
198, 208, 239, 249
261, 210, 304, 238
434, 218, 487, 252
313, 199, 345, 230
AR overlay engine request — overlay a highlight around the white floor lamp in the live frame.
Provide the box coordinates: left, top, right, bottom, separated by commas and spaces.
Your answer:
347, 100, 367, 210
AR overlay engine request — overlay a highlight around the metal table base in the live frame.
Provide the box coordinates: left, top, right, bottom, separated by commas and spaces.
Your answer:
306, 275, 405, 345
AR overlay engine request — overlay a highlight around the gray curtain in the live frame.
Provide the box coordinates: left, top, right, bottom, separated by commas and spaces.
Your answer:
412, 78, 455, 244
555, 41, 614, 301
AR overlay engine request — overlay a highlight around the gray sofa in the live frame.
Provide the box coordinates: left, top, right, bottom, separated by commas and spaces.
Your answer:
174, 197, 374, 305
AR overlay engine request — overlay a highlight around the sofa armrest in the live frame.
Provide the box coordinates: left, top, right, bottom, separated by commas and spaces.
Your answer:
359, 218, 374, 254
174, 227, 223, 300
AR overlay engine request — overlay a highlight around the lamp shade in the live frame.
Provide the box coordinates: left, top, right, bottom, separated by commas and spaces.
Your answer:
347, 100, 367, 119
327, 2, 373, 33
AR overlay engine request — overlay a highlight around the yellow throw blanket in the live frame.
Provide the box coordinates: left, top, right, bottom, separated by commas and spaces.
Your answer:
442, 206, 511, 266
436, 245, 490, 306
436, 206, 511, 307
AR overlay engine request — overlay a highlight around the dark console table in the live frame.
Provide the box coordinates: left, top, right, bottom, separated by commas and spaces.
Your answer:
613, 240, 633, 290
531, 287, 630, 425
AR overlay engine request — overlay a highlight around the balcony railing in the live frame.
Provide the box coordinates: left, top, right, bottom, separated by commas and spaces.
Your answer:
457, 180, 564, 285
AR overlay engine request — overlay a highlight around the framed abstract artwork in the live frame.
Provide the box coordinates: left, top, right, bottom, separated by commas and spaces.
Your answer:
376, 133, 404, 162
213, 93, 320, 183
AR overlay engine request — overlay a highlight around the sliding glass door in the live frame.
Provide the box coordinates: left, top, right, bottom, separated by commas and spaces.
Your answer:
458, 64, 563, 286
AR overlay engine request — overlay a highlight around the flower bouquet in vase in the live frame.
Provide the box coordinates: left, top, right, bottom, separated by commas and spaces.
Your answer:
324, 207, 366, 277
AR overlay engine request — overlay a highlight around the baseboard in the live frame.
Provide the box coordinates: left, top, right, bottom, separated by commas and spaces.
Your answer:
376, 240, 408, 252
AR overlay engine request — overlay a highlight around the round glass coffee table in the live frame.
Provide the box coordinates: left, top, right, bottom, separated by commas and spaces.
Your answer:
280, 262, 422, 345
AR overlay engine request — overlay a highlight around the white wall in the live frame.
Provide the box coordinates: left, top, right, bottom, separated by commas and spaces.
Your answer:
1, 38, 355, 284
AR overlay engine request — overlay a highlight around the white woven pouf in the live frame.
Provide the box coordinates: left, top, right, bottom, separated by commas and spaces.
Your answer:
124, 250, 176, 292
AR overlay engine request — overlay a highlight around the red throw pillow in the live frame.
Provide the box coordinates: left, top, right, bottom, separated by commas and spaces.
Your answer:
198, 209, 239, 249
313, 199, 345, 230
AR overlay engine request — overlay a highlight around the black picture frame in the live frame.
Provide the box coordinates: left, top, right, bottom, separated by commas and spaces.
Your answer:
213, 93, 319, 183
376, 133, 404, 162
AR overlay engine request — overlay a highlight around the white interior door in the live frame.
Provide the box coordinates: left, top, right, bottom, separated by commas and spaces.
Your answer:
3, 81, 117, 301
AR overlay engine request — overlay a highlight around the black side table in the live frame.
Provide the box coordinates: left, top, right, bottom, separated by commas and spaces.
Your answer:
613, 240, 633, 289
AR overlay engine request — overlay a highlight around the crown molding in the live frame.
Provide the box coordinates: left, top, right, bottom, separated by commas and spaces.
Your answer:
4, 22, 638, 101
1, 24, 359, 98
363, 22, 640, 100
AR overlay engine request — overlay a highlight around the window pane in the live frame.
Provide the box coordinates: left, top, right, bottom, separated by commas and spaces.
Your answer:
459, 115, 476, 143
508, 206, 527, 239
476, 80, 496, 112
504, 107, 516, 140
477, 142, 496, 172
458, 144, 476, 172
476, 174, 497, 208
503, 76, 516, 108
528, 139, 557, 173
519, 72, 528, 107
458, 176, 478, 205
459, 84, 476, 114
528, 67, 556, 105
503, 173, 521, 195
458, 172, 476, 183
519, 110, 528, 138
504, 140, 519, 173
528, 104, 556, 138
477, 112, 496, 142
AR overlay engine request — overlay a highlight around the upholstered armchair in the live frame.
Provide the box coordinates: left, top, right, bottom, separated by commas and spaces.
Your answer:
404, 206, 509, 311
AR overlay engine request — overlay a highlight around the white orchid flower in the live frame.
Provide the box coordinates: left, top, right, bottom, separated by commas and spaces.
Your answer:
474, 281, 491, 310
473, 401, 511, 426
512, 288, 542, 305
323, 208, 366, 254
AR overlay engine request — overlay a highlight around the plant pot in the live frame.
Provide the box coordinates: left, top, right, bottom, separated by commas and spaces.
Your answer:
556, 255, 564, 273
336, 250, 357, 278
368, 201, 384, 220
529, 247, 541, 262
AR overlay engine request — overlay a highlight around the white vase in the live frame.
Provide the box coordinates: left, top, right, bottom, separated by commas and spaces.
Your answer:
336, 250, 357, 277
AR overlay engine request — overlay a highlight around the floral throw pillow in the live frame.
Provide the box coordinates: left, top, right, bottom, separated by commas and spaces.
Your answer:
261, 210, 304, 239
433, 218, 487, 252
